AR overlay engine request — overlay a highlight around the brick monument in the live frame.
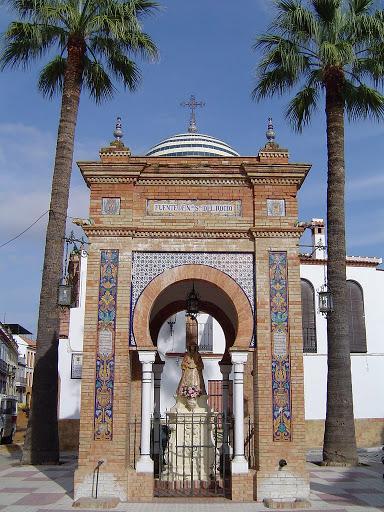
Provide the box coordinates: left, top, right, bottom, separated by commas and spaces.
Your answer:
74, 115, 311, 504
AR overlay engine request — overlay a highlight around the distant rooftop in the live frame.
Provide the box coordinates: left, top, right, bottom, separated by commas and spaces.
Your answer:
3, 324, 32, 335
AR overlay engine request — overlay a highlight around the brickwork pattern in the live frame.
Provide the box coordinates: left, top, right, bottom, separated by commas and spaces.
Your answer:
75, 149, 311, 502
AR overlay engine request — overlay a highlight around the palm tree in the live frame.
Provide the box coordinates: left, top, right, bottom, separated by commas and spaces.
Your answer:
253, 0, 384, 465
1, 0, 158, 464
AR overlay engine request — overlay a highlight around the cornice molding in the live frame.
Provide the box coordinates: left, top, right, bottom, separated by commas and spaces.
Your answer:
300, 255, 382, 267
250, 177, 302, 186
251, 227, 304, 238
87, 176, 137, 184
136, 177, 248, 186
83, 226, 252, 239
258, 151, 289, 159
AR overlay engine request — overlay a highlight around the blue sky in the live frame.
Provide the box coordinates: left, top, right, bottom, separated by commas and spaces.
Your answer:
0, 0, 383, 334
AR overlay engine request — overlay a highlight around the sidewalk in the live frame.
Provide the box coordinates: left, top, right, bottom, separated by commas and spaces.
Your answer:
0, 445, 383, 511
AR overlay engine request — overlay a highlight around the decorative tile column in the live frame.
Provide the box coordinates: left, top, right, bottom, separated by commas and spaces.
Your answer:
136, 350, 156, 473
230, 351, 249, 474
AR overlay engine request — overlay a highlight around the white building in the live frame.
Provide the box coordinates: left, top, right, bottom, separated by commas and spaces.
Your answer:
4, 325, 37, 406
58, 220, 384, 449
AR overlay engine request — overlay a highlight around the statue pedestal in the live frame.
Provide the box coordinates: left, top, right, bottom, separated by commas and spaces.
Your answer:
162, 395, 216, 483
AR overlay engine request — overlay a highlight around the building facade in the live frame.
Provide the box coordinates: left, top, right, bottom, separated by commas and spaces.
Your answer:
300, 221, 384, 447
58, 121, 384, 504
67, 121, 311, 504
5, 325, 37, 407
0, 323, 18, 398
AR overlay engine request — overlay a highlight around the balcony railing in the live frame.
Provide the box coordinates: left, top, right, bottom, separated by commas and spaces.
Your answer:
16, 377, 27, 387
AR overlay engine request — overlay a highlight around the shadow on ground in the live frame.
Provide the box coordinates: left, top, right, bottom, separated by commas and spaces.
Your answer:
0, 443, 77, 499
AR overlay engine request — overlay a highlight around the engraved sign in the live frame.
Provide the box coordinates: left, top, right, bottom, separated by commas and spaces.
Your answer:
71, 353, 83, 379
267, 199, 285, 217
273, 331, 287, 357
98, 329, 113, 356
147, 199, 241, 217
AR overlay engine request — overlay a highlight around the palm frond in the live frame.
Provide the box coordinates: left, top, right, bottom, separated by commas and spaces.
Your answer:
272, 0, 319, 42
348, 0, 374, 16
127, 0, 160, 18
343, 80, 384, 120
38, 55, 66, 97
3, 0, 40, 18
105, 50, 141, 91
319, 41, 351, 65
312, 0, 341, 24
0, 21, 65, 69
346, 11, 384, 45
256, 34, 312, 73
252, 67, 298, 99
122, 31, 158, 61
83, 57, 115, 103
286, 84, 320, 131
2, 0, 159, 103
352, 54, 384, 86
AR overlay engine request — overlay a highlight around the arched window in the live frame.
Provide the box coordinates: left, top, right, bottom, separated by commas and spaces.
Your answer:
347, 280, 367, 353
301, 279, 317, 353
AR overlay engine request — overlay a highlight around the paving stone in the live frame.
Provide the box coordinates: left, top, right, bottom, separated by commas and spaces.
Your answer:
13, 493, 66, 506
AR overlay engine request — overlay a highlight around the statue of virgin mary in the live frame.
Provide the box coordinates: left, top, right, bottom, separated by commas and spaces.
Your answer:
176, 316, 206, 397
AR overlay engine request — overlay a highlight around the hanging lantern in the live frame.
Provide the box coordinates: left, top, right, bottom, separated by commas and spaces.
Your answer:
186, 283, 199, 318
58, 280, 72, 307
318, 286, 333, 315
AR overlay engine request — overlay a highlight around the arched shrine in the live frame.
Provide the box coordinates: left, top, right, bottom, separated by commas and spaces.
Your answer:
74, 115, 311, 504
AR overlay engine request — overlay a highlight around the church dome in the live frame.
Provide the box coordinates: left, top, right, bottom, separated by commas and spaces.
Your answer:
145, 132, 240, 158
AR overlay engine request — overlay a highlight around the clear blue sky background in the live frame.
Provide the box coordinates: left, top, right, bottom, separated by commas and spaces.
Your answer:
0, 0, 383, 334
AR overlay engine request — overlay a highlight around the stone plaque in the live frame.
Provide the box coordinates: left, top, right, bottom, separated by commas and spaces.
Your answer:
98, 329, 113, 356
267, 199, 285, 217
146, 199, 241, 216
101, 197, 120, 215
71, 353, 83, 379
273, 331, 287, 357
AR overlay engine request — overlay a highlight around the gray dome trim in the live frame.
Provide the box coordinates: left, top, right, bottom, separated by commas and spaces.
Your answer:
146, 133, 239, 157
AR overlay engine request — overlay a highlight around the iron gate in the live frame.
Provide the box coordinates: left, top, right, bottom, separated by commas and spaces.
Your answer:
152, 412, 233, 497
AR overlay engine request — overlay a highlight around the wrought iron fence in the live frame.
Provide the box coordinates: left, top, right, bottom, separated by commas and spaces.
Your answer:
127, 415, 255, 496
153, 412, 232, 497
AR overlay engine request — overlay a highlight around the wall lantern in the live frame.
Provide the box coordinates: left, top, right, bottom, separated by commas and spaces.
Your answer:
318, 286, 334, 316
186, 283, 199, 319
58, 280, 72, 307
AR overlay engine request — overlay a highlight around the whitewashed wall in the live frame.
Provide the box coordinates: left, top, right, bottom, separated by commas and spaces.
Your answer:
58, 253, 87, 420
301, 263, 384, 420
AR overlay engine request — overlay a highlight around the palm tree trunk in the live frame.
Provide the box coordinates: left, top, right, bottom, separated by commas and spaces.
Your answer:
22, 41, 84, 464
323, 76, 358, 465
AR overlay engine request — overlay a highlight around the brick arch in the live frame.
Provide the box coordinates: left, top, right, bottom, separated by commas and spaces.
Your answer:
132, 264, 253, 349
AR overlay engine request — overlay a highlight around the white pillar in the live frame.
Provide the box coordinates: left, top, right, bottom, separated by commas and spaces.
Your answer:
230, 351, 249, 474
153, 361, 164, 458
136, 350, 156, 473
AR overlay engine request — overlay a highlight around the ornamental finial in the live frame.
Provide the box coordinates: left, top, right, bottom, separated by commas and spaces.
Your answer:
266, 117, 275, 143
113, 116, 123, 142
181, 95, 205, 133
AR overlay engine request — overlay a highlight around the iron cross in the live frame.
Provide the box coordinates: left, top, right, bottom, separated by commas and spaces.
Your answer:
181, 94, 205, 133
